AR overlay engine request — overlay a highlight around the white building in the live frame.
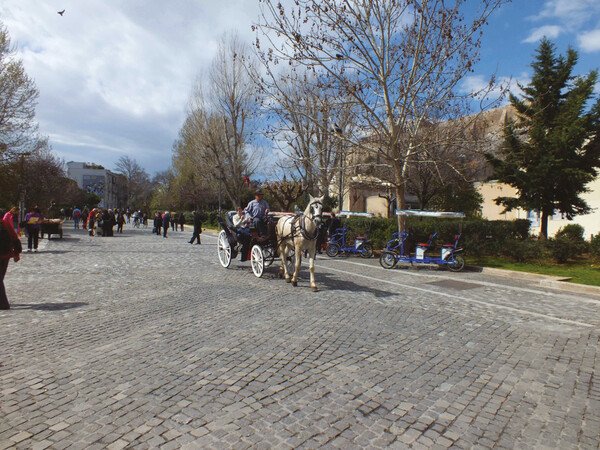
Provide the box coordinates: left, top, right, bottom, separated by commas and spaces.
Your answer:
66, 162, 122, 209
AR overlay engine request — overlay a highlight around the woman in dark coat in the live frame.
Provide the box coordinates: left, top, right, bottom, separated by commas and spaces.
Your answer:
153, 212, 162, 236
178, 213, 186, 231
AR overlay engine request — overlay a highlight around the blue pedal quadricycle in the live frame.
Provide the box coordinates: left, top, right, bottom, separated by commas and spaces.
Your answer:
379, 210, 465, 272
325, 211, 374, 258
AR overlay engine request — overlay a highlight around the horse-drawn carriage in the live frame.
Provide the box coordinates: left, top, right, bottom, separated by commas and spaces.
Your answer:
217, 212, 294, 278
217, 195, 325, 291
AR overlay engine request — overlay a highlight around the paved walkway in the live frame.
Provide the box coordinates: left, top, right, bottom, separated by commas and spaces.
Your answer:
1, 227, 599, 449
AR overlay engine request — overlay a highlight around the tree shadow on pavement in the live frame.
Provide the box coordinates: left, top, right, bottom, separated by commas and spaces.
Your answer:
11, 302, 88, 311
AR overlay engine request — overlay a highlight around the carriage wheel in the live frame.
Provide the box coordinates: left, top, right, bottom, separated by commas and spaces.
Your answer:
447, 254, 465, 272
325, 243, 340, 257
217, 230, 232, 268
263, 246, 275, 267
285, 249, 295, 275
379, 251, 397, 269
360, 243, 373, 258
251, 245, 264, 278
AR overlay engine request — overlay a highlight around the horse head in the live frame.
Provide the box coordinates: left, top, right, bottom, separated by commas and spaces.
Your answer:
306, 194, 325, 228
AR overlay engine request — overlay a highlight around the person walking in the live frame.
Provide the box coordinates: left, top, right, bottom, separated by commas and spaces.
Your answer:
162, 211, 170, 238
189, 211, 202, 244
72, 207, 82, 229
117, 210, 125, 233
171, 213, 177, 232
0, 214, 22, 309
3, 207, 20, 236
24, 206, 42, 252
178, 213, 185, 231
153, 212, 162, 236
82, 207, 89, 230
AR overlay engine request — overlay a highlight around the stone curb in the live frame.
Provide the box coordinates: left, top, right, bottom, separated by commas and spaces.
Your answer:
481, 266, 600, 297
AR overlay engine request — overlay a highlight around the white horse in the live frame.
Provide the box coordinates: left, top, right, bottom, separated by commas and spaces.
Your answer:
276, 195, 324, 292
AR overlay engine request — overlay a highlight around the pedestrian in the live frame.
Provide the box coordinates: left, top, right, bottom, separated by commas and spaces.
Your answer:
117, 210, 125, 233
88, 209, 96, 236
162, 211, 170, 238
72, 206, 82, 229
153, 212, 161, 235
24, 206, 42, 252
189, 211, 202, 244
0, 214, 22, 310
178, 213, 185, 231
171, 213, 177, 231
3, 207, 20, 236
328, 212, 341, 238
82, 207, 89, 230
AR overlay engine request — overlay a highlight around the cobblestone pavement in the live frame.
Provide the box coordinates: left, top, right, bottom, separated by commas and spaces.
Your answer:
1, 226, 599, 449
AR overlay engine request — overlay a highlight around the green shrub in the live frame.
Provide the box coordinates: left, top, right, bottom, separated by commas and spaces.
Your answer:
555, 224, 585, 241
591, 234, 600, 261
499, 238, 544, 263
548, 225, 588, 263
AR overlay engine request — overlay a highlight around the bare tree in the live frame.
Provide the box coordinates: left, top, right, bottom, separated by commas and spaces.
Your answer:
251, 65, 355, 198
256, 0, 508, 222
114, 156, 151, 208
0, 22, 40, 159
175, 35, 263, 208
263, 176, 308, 211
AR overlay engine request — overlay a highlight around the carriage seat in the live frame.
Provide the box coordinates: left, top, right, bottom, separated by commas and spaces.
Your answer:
417, 232, 437, 248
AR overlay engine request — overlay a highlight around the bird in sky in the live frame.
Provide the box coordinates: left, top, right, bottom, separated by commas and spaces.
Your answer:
58, 10, 65, 16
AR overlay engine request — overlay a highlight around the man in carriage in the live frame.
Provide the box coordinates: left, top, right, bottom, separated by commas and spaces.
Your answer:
244, 188, 270, 237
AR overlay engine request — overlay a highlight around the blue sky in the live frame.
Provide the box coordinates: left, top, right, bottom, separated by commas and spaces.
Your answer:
1, 0, 599, 176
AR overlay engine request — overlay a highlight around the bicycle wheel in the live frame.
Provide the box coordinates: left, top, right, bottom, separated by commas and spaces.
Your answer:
447, 254, 465, 272
360, 243, 373, 258
326, 243, 340, 257
379, 251, 397, 269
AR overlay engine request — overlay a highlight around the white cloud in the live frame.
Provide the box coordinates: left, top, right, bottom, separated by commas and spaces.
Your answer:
578, 29, 600, 52
0, 0, 261, 173
522, 25, 562, 43
536, 0, 600, 25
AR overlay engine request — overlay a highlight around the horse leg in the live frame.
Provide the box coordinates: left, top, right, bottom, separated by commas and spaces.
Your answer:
308, 246, 318, 292
279, 243, 291, 282
292, 243, 302, 287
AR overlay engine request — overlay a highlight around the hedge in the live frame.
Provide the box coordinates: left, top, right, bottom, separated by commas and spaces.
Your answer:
340, 216, 532, 256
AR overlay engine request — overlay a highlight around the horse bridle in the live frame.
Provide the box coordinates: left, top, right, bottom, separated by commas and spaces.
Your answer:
299, 201, 323, 241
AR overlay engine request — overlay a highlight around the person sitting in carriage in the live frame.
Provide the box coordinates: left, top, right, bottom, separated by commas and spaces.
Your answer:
232, 206, 251, 261
245, 188, 270, 237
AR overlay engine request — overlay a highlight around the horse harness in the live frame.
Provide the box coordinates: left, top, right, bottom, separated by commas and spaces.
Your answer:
282, 201, 323, 242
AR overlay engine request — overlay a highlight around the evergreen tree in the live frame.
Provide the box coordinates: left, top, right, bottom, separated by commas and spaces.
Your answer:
490, 39, 600, 239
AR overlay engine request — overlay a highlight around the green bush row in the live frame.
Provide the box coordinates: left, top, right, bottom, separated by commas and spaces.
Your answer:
340, 216, 532, 255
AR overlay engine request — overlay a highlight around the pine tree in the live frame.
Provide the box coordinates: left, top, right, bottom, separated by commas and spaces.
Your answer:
490, 39, 600, 239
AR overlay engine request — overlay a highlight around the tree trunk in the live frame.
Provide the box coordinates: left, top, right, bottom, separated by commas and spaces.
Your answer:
539, 210, 549, 240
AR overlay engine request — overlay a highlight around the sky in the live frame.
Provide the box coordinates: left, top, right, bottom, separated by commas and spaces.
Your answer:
1, 0, 599, 176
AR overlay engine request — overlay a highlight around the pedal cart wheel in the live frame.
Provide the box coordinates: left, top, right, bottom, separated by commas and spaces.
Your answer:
251, 245, 265, 277
217, 230, 232, 268
447, 254, 465, 272
360, 243, 373, 258
379, 251, 397, 269
326, 243, 340, 257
